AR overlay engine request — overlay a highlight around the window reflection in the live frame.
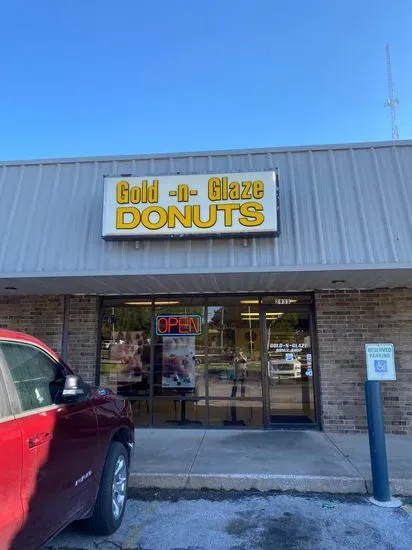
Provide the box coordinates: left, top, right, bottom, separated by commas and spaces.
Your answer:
100, 305, 151, 398
208, 399, 263, 427
99, 294, 316, 428
206, 301, 263, 401
153, 399, 207, 426
154, 302, 206, 399
266, 311, 315, 424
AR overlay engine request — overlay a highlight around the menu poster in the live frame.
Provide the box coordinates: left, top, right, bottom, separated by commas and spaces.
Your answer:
162, 336, 196, 389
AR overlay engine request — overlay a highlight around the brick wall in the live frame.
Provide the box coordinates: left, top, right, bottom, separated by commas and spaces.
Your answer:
0, 294, 100, 384
316, 289, 412, 435
67, 296, 100, 384
0, 295, 64, 354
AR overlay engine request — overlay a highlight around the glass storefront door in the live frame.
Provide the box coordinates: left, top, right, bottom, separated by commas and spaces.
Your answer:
261, 305, 316, 426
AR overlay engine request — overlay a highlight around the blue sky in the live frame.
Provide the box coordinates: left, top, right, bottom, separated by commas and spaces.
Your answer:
0, 0, 411, 160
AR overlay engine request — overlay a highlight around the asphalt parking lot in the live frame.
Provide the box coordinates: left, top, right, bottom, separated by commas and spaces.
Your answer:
45, 490, 412, 550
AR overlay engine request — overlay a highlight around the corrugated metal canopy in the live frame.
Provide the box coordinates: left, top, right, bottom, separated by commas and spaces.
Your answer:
1, 268, 412, 296
1, 140, 412, 295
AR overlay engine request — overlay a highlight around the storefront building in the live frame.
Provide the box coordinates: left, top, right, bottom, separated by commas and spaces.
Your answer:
1, 141, 412, 433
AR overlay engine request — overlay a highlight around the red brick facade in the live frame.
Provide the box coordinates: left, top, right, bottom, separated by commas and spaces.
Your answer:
0, 295, 99, 384
0, 296, 64, 354
67, 296, 99, 384
316, 289, 412, 435
1, 291, 411, 433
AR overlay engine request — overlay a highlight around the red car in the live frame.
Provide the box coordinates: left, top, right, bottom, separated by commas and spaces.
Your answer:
0, 329, 134, 550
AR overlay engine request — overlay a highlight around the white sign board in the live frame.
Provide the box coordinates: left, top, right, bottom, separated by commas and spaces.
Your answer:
102, 171, 278, 239
365, 343, 396, 381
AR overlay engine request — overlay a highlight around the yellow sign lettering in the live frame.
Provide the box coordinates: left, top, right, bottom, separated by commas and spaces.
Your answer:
109, 173, 274, 237
239, 202, 264, 227
253, 180, 264, 199
116, 181, 130, 204
208, 177, 264, 201
116, 207, 140, 229
192, 205, 217, 228
208, 177, 221, 201
116, 180, 158, 205
216, 203, 240, 226
241, 181, 252, 199
228, 182, 240, 200
141, 206, 167, 230
168, 205, 192, 228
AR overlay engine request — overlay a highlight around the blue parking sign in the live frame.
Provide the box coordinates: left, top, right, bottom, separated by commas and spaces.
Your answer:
374, 359, 387, 373
365, 343, 396, 381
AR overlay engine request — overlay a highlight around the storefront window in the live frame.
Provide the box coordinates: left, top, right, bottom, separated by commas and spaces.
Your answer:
100, 305, 151, 399
206, 298, 264, 427
98, 293, 316, 428
208, 399, 263, 427
153, 299, 206, 398
152, 299, 205, 425
153, 399, 207, 426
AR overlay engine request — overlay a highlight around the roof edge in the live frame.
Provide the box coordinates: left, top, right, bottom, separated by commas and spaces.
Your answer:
0, 139, 411, 167
2, 261, 412, 280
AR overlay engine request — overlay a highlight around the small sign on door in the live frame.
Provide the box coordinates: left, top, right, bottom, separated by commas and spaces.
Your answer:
365, 343, 396, 381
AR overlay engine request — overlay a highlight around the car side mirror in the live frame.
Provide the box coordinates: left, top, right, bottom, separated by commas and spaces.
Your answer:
61, 375, 86, 401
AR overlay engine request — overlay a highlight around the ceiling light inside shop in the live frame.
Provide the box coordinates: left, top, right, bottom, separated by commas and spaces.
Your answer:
240, 300, 259, 304
241, 312, 283, 317
241, 315, 283, 321
124, 300, 181, 306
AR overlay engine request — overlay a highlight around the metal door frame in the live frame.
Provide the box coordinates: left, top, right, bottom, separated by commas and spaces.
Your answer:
259, 303, 319, 429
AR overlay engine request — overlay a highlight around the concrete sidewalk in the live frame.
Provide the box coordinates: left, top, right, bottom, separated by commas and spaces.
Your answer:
129, 429, 412, 496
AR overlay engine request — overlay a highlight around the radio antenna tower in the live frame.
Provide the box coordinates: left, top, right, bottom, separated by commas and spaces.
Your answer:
385, 44, 400, 140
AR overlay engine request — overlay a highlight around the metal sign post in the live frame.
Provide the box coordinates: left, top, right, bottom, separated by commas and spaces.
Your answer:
364, 344, 401, 507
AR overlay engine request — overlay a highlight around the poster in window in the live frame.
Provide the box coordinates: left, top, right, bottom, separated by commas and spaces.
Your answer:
109, 333, 149, 384
162, 336, 196, 389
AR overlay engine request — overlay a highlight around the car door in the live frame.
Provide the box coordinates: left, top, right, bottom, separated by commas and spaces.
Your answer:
0, 340, 100, 550
0, 357, 24, 549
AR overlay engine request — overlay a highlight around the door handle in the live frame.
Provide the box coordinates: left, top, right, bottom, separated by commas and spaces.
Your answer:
28, 432, 53, 448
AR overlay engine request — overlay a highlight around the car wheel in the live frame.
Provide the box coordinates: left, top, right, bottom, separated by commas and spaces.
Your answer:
87, 441, 129, 535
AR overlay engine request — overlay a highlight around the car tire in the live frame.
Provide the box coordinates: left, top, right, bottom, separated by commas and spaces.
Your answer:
86, 441, 129, 535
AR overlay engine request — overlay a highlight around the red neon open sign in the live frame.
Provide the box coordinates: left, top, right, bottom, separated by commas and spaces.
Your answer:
156, 314, 202, 336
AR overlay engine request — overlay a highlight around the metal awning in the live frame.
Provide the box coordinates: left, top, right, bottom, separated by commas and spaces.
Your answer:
1, 266, 411, 296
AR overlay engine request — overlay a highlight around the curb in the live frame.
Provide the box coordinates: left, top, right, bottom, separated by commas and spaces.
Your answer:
129, 473, 367, 494
365, 478, 412, 497
391, 479, 412, 496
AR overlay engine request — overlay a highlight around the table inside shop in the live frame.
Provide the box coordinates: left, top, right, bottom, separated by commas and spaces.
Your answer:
165, 389, 202, 426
